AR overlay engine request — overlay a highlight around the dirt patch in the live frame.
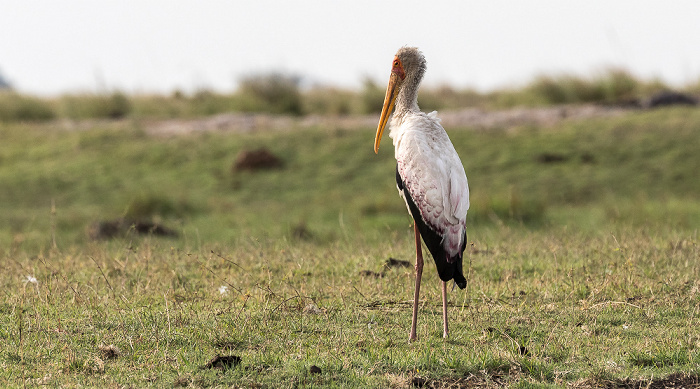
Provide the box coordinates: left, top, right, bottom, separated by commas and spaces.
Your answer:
98, 344, 120, 359
384, 257, 412, 269
200, 354, 241, 371
291, 222, 314, 240
53, 102, 694, 137
232, 147, 284, 172
437, 105, 628, 130
359, 270, 384, 278
536, 152, 570, 164
87, 218, 178, 240
144, 104, 631, 137
360, 257, 412, 279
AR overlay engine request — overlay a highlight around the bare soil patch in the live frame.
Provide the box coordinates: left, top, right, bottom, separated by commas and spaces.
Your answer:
144, 105, 631, 136
232, 147, 284, 171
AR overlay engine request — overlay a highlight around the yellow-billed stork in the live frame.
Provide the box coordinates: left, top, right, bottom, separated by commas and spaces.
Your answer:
374, 47, 469, 341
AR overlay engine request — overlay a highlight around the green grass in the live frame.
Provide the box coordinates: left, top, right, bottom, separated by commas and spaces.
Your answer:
1, 108, 700, 387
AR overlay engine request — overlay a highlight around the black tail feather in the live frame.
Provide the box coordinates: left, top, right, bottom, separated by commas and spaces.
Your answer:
451, 255, 467, 289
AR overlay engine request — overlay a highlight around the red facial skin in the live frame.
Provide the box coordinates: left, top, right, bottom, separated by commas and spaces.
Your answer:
392, 57, 406, 80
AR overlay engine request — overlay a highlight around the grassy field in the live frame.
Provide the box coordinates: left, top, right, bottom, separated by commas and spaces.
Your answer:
1, 107, 700, 387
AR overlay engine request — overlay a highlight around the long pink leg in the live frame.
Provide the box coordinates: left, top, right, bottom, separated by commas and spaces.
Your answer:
409, 224, 424, 342
442, 281, 449, 338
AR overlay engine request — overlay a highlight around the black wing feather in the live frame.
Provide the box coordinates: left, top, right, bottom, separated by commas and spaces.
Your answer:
396, 165, 466, 289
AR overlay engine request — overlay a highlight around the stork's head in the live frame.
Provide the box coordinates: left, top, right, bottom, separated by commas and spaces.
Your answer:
374, 47, 426, 153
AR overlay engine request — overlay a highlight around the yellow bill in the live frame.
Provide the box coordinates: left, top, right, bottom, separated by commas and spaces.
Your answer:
374, 72, 401, 154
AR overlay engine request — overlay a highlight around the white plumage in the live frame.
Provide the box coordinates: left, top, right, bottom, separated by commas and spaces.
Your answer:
390, 111, 469, 258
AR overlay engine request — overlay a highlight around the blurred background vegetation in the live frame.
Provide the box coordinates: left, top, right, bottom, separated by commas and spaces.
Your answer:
2, 66, 699, 252
1, 69, 699, 122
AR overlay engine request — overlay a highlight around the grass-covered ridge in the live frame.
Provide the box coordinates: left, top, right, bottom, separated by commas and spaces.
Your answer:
1, 69, 699, 122
1, 107, 699, 387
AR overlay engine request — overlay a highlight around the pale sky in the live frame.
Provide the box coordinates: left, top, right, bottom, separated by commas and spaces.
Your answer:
2, 1, 699, 95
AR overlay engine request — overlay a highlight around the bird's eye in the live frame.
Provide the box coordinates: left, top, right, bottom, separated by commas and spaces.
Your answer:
393, 60, 400, 66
